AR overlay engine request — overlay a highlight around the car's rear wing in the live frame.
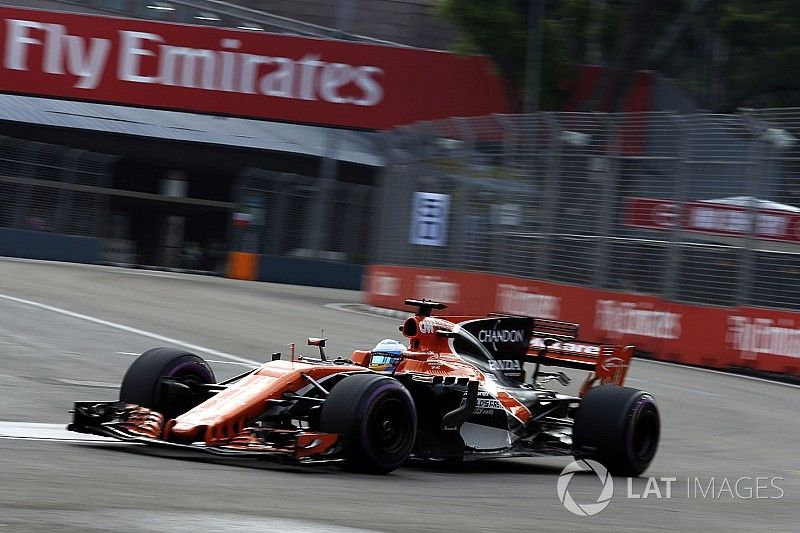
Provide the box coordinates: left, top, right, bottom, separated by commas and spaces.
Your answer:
499, 316, 633, 395
435, 312, 634, 396
526, 336, 635, 397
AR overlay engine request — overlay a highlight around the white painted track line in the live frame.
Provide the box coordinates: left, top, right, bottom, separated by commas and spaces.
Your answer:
0, 421, 114, 442
0, 293, 261, 367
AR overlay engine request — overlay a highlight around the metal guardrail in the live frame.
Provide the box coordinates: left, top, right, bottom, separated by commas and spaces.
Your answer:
374, 110, 800, 312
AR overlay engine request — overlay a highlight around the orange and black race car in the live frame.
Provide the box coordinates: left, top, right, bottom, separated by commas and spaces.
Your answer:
68, 299, 660, 475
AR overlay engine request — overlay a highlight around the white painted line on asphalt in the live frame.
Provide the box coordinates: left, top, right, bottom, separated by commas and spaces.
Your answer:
626, 378, 720, 397
0, 293, 261, 367
324, 302, 399, 320
0, 421, 114, 443
115, 351, 140, 356
53, 378, 119, 389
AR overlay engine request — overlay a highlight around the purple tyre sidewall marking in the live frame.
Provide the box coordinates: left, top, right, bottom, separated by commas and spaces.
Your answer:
165, 359, 214, 383
358, 382, 416, 464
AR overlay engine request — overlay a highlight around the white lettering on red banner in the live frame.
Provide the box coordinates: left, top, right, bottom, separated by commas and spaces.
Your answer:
370, 272, 400, 297
414, 275, 459, 304
595, 300, 682, 340
727, 315, 800, 359
5, 19, 111, 89
495, 283, 560, 319
624, 197, 800, 243
4, 19, 384, 105
0, 7, 508, 130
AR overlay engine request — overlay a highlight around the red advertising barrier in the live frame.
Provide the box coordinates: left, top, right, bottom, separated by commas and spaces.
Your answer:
365, 265, 800, 376
624, 197, 800, 243
0, 7, 508, 130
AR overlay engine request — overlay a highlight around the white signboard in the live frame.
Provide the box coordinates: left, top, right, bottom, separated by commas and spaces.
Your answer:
409, 192, 450, 246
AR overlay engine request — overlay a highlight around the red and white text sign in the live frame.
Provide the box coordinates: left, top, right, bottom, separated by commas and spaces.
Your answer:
0, 7, 508, 129
624, 197, 800, 243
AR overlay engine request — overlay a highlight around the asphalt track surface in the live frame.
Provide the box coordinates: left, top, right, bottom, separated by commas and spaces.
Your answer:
0, 259, 796, 532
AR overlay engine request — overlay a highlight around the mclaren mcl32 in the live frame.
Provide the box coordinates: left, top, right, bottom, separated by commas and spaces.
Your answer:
69, 299, 660, 475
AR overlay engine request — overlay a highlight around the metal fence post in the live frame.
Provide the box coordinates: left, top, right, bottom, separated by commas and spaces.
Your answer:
452, 118, 476, 271
90, 153, 115, 238
535, 113, 562, 281
11, 141, 39, 229
738, 111, 767, 307
307, 130, 340, 255
367, 132, 393, 265
663, 114, 688, 301
494, 114, 516, 275
592, 113, 618, 288
54, 149, 81, 234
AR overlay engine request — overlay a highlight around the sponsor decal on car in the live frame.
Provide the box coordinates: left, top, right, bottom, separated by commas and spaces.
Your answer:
600, 356, 627, 371
461, 391, 504, 415
478, 328, 526, 345
487, 359, 522, 371
418, 317, 452, 334
530, 338, 601, 356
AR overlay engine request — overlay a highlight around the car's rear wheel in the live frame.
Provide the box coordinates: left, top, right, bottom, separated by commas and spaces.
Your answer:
120, 348, 216, 420
319, 373, 417, 474
572, 385, 660, 476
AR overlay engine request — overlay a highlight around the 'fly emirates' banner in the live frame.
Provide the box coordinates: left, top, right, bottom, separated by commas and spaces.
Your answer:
0, 7, 509, 129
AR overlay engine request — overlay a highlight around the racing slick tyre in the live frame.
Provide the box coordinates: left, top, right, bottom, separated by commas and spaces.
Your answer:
572, 386, 660, 477
119, 348, 216, 420
319, 374, 417, 474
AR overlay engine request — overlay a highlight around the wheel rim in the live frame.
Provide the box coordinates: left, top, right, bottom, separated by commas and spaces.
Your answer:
156, 360, 214, 418
631, 404, 659, 463
165, 360, 214, 383
368, 397, 413, 455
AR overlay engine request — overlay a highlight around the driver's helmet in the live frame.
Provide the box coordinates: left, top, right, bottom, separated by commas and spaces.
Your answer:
369, 339, 406, 373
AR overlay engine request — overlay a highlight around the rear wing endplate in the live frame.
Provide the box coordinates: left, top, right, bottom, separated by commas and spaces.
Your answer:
526, 337, 635, 397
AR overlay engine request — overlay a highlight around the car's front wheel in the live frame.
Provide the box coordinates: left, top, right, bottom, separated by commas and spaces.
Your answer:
119, 348, 216, 420
319, 373, 417, 474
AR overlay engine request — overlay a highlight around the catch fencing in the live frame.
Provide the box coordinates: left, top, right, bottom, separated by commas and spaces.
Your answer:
373, 109, 800, 313
232, 168, 375, 264
0, 136, 114, 238
0, 136, 375, 269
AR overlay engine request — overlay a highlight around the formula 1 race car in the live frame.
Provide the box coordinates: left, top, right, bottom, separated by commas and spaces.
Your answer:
68, 299, 660, 475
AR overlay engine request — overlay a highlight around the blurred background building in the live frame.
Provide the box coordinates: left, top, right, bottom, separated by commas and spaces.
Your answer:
0, 0, 797, 372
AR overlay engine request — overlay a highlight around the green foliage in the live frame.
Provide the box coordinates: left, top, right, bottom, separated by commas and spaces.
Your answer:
436, 0, 526, 107
438, 0, 800, 111
437, 0, 621, 110
717, 0, 800, 109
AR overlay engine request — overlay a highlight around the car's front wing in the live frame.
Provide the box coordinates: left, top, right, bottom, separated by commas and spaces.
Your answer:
67, 401, 343, 463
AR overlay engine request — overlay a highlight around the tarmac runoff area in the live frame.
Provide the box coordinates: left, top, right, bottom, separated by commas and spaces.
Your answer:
0, 258, 797, 532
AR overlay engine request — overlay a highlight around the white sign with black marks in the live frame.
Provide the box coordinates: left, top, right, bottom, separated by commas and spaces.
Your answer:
409, 192, 450, 246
